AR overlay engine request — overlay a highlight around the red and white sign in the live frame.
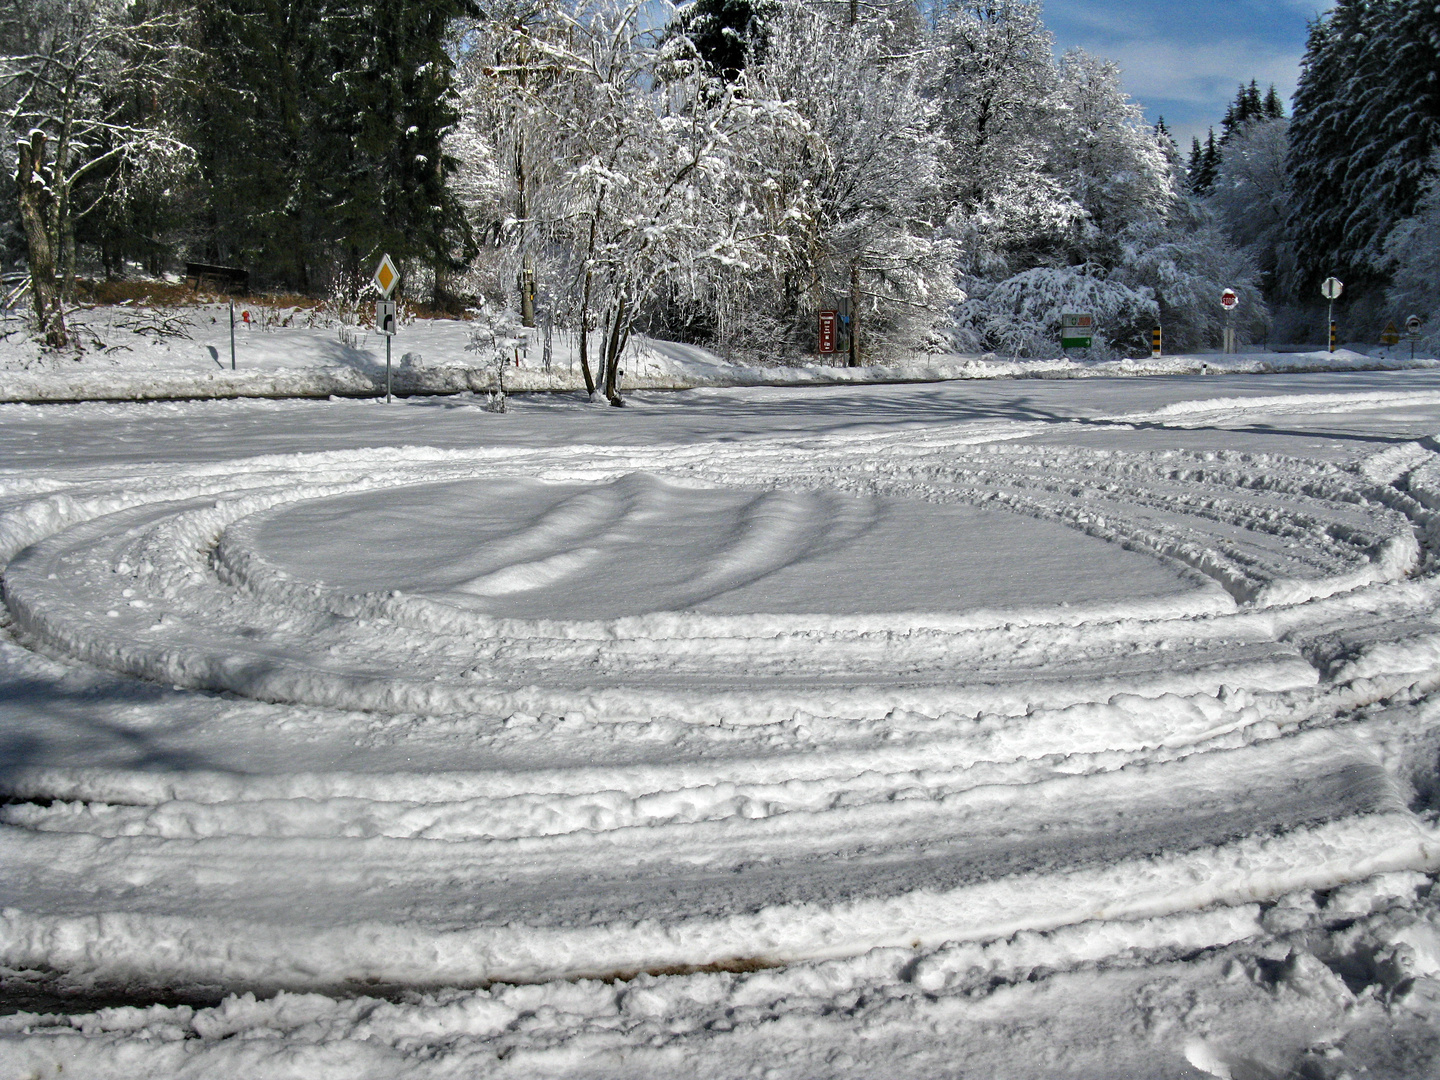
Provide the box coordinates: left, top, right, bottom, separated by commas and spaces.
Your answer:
818, 310, 838, 354
1220, 289, 1239, 311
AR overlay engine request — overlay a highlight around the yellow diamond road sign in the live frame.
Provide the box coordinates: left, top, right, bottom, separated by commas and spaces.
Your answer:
372, 254, 398, 298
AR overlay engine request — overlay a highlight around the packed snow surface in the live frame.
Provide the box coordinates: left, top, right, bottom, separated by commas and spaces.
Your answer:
6, 371, 1440, 1076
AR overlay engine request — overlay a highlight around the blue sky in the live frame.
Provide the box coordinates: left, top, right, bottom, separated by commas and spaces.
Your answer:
1043, 0, 1333, 150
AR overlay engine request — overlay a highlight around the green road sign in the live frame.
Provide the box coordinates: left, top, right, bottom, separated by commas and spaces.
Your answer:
1061, 312, 1094, 349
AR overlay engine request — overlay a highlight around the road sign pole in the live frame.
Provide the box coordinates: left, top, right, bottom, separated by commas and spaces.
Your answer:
229, 299, 236, 370
386, 335, 392, 404
1328, 300, 1334, 352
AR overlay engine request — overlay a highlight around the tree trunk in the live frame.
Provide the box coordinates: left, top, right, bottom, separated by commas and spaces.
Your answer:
433, 260, 451, 311
576, 201, 604, 396
516, 129, 535, 327
603, 295, 627, 403
515, 30, 535, 328
577, 270, 596, 395
16, 132, 68, 349
848, 259, 860, 368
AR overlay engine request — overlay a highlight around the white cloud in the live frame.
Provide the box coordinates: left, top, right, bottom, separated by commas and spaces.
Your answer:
1105, 38, 1301, 106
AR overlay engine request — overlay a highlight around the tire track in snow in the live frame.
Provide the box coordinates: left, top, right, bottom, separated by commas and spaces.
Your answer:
1, 419, 1439, 993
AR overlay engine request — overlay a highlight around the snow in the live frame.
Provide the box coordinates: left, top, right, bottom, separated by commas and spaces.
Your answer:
5, 372, 1440, 1076
0, 303, 1434, 402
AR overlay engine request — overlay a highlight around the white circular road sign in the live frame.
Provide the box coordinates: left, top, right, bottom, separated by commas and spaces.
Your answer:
1321, 277, 1344, 301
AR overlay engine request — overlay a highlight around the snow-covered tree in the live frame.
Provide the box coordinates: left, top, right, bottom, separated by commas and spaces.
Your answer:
2, 0, 192, 346
1207, 117, 1294, 296
928, 0, 1055, 217
733, 1, 957, 363
961, 266, 1157, 358
1383, 153, 1440, 345
1287, 0, 1440, 298
1113, 212, 1268, 352
1049, 49, 1174, 265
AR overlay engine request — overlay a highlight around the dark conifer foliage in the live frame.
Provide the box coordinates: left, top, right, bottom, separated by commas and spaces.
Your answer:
672, 0, 779, 79
1220, 80, 1265, 143
1189, 81, 1284, 199
187, 0, 475, 292
1262, 84, 1284, 120
1188, 129, 1219, 195
1287, 0, 1440, 296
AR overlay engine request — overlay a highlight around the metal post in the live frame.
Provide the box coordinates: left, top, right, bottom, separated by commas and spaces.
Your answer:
1328, 300, 1335, 352
229, 299, 236, 370
385, 335, 392, 404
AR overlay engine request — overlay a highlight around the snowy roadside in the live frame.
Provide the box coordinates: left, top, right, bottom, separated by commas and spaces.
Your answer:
0, 303, 1431, 402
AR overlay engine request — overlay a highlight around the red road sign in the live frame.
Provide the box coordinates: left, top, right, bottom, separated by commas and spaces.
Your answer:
1220, 289, 1239, 311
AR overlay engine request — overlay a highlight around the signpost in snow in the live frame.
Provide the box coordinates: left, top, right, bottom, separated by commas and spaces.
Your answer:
1408, 314, 1424, 359
1221, 288, 1239, 354
377, 299, 397, 403
1321, 277, 1343, 353
373, 255, 399, 403
818, 310, 838, 356
1060, 313, 1093, 350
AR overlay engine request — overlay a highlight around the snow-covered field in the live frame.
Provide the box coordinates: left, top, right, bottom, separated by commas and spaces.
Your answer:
6, 371, 1440, 1077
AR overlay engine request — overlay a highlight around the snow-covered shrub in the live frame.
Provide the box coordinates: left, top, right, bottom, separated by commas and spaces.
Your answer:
960, 266, 1157, 358
466, 307, 528, 405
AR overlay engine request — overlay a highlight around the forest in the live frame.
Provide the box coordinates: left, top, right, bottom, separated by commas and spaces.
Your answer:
4, 0, 1440, 379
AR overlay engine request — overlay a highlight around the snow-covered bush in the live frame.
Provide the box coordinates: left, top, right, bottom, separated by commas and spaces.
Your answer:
960, 266, 1157, 358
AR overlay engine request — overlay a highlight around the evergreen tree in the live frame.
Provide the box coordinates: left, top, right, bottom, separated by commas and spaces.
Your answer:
1189, 129, 1219, 195
1263, 84, 1285, 119
671, 0, 779, 79
1187, 136, 1204, 189
1287, 0, 1440, 296
188, 0, 475, 294
1221, 80, 1266, 143
1352, 0, 1440, 269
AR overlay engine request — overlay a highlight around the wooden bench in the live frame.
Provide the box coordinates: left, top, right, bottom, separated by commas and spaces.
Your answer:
185, 262, 249, 294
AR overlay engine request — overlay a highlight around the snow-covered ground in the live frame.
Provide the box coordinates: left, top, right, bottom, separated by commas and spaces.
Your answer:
1, 301, 1434, 401
6, 372, 1440, 1077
